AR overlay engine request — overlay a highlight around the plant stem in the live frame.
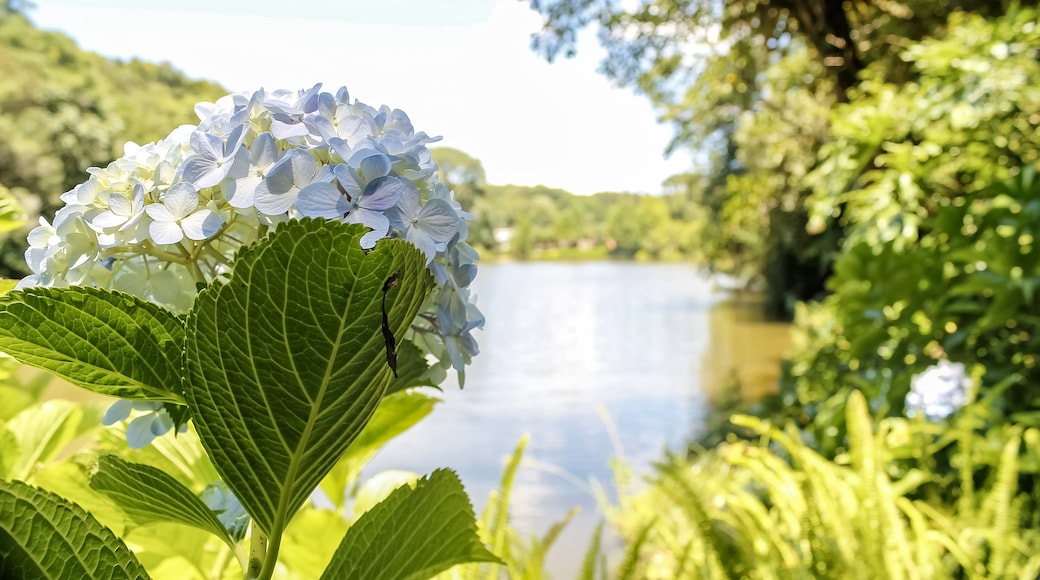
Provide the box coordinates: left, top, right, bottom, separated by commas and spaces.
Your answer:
255, 526, 284, 580
245, 525, 268, 580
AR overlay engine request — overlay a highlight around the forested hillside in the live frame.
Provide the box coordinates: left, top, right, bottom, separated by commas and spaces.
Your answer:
0, 10, 227, 275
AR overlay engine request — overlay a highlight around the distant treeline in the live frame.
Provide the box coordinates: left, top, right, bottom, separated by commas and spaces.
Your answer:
432, 147, 703, 261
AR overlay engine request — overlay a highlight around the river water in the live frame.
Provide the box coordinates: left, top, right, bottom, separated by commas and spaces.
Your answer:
364, 262, 789, 577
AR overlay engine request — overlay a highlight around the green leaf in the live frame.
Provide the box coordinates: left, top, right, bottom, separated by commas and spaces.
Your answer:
0, 183, 25, 234
184, 219, 434, 537
0, 287, 185, 402
386, 340, 435, 395
5, 399, 102, 481
320, 469, 501, 580
320, 390, 439, 511
0, 479, 150, 579
89, 454, 236, 548
279, 507, 350, 578
0, 279, 18, 297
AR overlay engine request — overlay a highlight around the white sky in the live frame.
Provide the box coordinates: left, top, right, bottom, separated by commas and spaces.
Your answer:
27, 0, 693, 195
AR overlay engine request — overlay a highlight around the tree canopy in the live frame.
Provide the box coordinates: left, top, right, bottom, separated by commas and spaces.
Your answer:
0, 12, 226, 275
529, 0, 1039, 315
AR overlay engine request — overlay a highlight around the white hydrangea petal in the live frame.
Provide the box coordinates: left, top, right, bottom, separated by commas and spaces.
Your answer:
227, 175, 262, 209
107, 192, 133, 216
145, 203, 175, 222
26, 220, 55, 247
164, 183, 199, 219
255, 185, 297, 215
92, 210, 127, 229
181, 209, 224, 240
271, 118, 310, 140
340, 117, 372, 147
150, 220, 184, 245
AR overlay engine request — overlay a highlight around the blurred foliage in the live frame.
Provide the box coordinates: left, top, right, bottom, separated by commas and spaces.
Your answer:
525, 3, 1040, 577
780, 8, 1040, 455
530, 0, 1038, 316
0, 11, 226, 277
599, 391, 1040, 579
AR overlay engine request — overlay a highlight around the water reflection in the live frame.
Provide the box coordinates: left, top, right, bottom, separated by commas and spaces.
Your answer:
364, 262, 783, 577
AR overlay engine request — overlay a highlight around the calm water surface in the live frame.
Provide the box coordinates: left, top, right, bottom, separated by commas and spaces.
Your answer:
365, 262, 739, 576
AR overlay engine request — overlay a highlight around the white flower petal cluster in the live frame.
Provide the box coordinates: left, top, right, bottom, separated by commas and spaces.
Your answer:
905, 360, 972, 421
21, 83, 483, 386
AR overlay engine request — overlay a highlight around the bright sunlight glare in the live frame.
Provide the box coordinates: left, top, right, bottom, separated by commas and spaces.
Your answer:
29, 0, 693, 195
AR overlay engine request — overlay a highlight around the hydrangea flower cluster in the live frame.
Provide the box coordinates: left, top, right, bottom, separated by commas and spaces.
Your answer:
904, 360, 972, 421
20, 84, 483, 446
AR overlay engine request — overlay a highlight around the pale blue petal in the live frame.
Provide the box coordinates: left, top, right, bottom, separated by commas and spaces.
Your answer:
250, 132, 278, 168
190, 130, 223, 160
182, 157, 223, 189
331, 165, 363, 199
350, 150, 392, 180
362, 177, 405, 211
359, 227, 386, 249
316, 92, 336, 119
406, 227, 437, 262
297, 183, 350, 219
261, 154, 296, 195
126, 415, 158, 449
347, 210, 390, 248
102, 399, 133, 425
254, 188, 297, 215
289, 150, 318, 186
415, 198, 460, 244
328, 137, 352, 161
224, 124, 246, 155
149, 411, 174, 436
338, 116, 372, 146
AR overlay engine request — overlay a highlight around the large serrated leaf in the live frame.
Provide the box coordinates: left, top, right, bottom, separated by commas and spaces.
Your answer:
89, 454, 236, 549
320, 469, 500, 580
0, 479, 149, 579
0, 287, 185, 402
184, 219, 434, 537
